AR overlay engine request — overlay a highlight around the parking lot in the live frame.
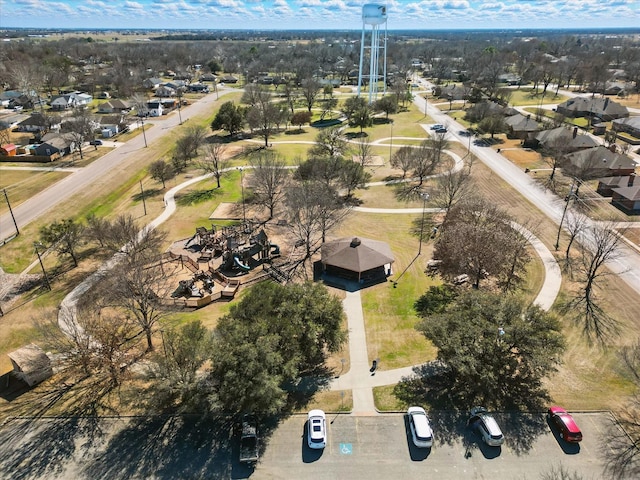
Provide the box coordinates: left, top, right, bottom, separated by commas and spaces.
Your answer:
0, 412, 629, 479
254, 412, 625, 480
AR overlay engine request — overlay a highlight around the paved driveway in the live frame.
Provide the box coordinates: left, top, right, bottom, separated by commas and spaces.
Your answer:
0, 412, 630, 480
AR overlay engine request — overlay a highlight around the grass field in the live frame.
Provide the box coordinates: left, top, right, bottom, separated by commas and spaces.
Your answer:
2, 85, 640, 418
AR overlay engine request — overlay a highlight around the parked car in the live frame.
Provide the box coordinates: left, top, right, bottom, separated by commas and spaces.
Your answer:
307, 409, 327, 449
430, 124, 444, 130
434, 127, 448, 134
238, 414, 259, 464
548, 406, 582, 443
89, 139, 103, 146
469, 406, 504, 446
407, 406, 433, 448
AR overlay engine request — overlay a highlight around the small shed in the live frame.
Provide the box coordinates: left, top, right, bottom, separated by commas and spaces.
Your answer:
8, 344, 53, 387
321, 237, 394, 283
0, 144, 17, 156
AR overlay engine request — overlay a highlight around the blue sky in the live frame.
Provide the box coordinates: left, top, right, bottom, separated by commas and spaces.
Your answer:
1, 0, 638, 30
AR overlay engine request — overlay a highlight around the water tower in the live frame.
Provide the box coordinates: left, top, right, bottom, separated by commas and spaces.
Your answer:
357, 3, 388, 104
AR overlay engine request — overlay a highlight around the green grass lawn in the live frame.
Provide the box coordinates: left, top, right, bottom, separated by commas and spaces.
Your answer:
508, 88, 569, 107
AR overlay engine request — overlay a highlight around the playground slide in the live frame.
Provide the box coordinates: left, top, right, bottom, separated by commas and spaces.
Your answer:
234, 256, 251, 271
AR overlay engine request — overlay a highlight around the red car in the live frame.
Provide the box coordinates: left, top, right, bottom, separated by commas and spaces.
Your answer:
548, 406, 583, 443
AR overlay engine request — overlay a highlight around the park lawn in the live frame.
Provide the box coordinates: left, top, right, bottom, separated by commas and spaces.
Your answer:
508, 88, 569, 107
374, 385, 408, 412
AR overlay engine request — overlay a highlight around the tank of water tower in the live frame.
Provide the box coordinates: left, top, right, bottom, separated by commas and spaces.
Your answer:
362, 4, 387, 25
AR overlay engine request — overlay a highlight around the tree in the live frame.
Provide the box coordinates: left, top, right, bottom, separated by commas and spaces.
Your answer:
211, 101, 244, 136
172, 125, 208, 171
95, 225, 172, 352
478, 114, 507, 139
210, 281, 345, 415
412, 290, 565, 410
342, 95, 373, 133
354, 136, 374, 167
300, 77, 322, 113
563, 222, 626, 342
285, 180, 350, 263
338, 159, 371, 198
319, 96, 338, 121
431, 165, 474, 228
249, 151, 289, 218
39, 218, 83, 268
374, 95, 398, 120
153, 320, 214, 412
308, 126, 347, 159
246, 101, 279, 148
433, 199, 530, 289
542, 135, 573, 185
604, 341, 640, 479
291, 111, 312, 130
391, 146, 415, 179
62, 108, 95, 160
198, 143, 228, 188
148, 160, 174, 188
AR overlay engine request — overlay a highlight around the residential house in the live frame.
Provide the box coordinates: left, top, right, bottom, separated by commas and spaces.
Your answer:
596, 175, 638, 197
16, 113, 61, 133
143, 77, 163, 89
612, 185, 640, 213
188, 83, 209, 93
219, 75, 238, 84
505, 114, 541, 140
200, 73, 217, 82
50, 91, 93, 111
146, 101, 163, 117
534, 126, 598, 152
612, 116, 640, 139
95, 114, 129, 136
0, 90, 23, 107
39, 132, 75, 156
97, 99, 132, 114
155, 85, 176, 98
564, 145, 636, 178
437, 84, 469, 101
556, 97, 629, 121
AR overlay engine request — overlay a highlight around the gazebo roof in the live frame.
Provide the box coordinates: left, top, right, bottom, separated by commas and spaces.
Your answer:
321, 237, 394, 273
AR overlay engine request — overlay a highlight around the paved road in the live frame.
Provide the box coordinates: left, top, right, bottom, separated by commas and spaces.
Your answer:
0, 88, 234, 242
0, 412, 629, 480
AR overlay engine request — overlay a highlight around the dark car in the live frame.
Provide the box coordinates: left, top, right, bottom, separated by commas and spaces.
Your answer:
434, 127, 447, 134
89, 139, 103, 146
548, 406, 582, 443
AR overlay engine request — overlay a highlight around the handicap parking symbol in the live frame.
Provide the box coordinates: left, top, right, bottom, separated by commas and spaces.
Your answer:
339, 443, 352, 455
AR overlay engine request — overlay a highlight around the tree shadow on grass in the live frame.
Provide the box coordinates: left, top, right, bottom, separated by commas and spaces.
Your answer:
132, 188, 162, 202
176, 188, 224, 206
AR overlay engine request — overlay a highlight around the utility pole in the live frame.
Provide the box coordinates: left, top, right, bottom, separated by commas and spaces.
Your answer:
3, 189, 19, 236
34, 242, 51, 291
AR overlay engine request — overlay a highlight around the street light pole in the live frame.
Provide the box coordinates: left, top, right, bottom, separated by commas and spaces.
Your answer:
237, 167, 246, 223
389, 121, 393, 164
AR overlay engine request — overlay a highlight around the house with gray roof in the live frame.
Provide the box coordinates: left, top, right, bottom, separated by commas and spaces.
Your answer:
612, 116, 640, 139
564, 145, 636, 178
556, 97, 628, 121
505, 114, 541, 139
535, 126, 598, 152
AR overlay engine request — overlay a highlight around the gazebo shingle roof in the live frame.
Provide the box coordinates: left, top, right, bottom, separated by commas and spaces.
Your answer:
321, 237, 394, 273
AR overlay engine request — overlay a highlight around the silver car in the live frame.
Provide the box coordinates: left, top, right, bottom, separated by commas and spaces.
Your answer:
407, 406, 433, 448
469, 406, 504, 446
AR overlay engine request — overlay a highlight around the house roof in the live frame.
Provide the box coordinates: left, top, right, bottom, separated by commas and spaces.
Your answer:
505, 114, 540, 132
1, 143, 17, 152
613, 116, 640, 129
613, 185, 640, 202
535, 127, 598, 149
566, 145, 636, 171
321, 237, 394, 273
558, 97, 628, 117
598, 175, 637, 188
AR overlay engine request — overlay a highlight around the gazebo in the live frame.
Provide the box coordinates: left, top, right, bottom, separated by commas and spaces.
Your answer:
321, 237, 394, 283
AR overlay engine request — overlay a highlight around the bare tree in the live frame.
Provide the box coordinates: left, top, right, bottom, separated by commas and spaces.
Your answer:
300, 77, 322, 113
431, 166, 474, 228
62, 108, 95, 160
564, 222, 626, 342
433, 198, 530, 289
391, 146, 415, 179
39, 218, 83, 268
563, 210, 590, 267
604, 341, 640, 479
249, 151, 290, 219
148, 160, 174, 189
198, 143, 228, 188
541, 135, 573, 186
354, 136, 375, 167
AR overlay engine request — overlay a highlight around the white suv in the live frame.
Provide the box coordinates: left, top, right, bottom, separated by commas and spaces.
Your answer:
407, 406, 433, 448
469, 406, 504, 446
